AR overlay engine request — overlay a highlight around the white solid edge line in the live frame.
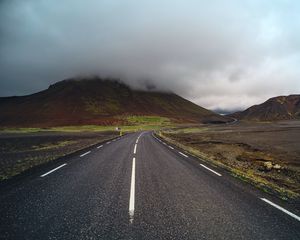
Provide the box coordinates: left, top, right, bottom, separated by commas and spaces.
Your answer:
200, 164, 222, 176
178, 151, 188, 158
97, 145, 103, 149
80, 151, 91, 157
261, 198, 300, 222
133, 144, 137, 154
136, 139, 139, 144
168, 146, 174, 149
40, 163, 67, 177
129, 157, 136, 223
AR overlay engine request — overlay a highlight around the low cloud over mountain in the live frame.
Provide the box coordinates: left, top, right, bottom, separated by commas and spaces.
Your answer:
1, 0, 299, 111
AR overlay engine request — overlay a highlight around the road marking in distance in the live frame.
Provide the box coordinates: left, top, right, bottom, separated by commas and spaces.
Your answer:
80, 151, 91, 157
200, 164, 222, 176
260, 198, 300, 222
168, 146, 174, 149
163, 142, 167, 145
106, 141, 111, 144
97, 145, 103, 149
136, 139, 139, 144
133, 144, 137, 154
40, 164, 67, 177
129, 157, 136, 223
178, 151, 188, 158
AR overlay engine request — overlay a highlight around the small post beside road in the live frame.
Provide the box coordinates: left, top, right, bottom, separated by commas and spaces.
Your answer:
116, 127, 122, 136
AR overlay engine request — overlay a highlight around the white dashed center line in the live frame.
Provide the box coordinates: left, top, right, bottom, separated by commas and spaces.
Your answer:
133, 144, 137, 154
129, 157, 136, 223
97, 145, 103, 149
128, 132, 144, 223
168, 146, 174, 149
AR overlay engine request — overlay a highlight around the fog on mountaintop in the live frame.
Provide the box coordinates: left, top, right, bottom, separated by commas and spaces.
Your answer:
0, 0, 300, 112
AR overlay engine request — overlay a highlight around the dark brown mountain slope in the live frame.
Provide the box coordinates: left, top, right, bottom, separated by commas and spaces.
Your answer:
0, 78, 229, 127
231, 95, 300, 121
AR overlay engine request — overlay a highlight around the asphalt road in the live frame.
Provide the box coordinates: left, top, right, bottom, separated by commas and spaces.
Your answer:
0, 131, 299, 239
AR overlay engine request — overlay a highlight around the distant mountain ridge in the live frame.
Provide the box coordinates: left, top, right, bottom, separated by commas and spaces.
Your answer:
0, 78, 229, 127
230, 95, 300, 121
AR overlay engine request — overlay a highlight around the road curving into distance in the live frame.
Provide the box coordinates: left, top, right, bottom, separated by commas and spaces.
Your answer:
0, 131, 299, 239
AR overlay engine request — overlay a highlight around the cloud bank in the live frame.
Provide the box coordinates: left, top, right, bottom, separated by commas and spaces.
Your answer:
1, 0, 299, 111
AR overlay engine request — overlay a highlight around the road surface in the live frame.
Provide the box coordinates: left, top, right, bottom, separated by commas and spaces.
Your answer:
0, 131, 299, 239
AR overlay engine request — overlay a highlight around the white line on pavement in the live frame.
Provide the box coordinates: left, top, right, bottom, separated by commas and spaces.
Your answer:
106, 141, 111, 144
97, 145, 103, 149
168, 146, 174, 149
178, 151, 188, 158
133, 144, 137, 154
200, 164, 222, 176
80, 151, 91, 157
163, 142, 167, 145
40, 164, 67, 177
261, 198, 300, 222
129, 157, 136, 223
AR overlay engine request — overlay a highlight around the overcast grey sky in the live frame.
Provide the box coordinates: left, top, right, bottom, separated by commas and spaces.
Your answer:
0, 0, 299, 111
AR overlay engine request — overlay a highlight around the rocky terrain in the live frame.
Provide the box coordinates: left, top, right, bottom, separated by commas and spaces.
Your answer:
231, 95, 300, 121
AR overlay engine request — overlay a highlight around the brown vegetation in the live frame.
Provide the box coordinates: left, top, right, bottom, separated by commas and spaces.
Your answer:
160, 121, 300, 199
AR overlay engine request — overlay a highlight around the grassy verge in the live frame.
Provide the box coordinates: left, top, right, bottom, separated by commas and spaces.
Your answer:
156, 130, 299, 200
0, 116, 174, 134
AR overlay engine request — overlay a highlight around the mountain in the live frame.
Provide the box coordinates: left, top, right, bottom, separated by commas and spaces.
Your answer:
0, 78, 229, 127
230, 95, 300, 121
